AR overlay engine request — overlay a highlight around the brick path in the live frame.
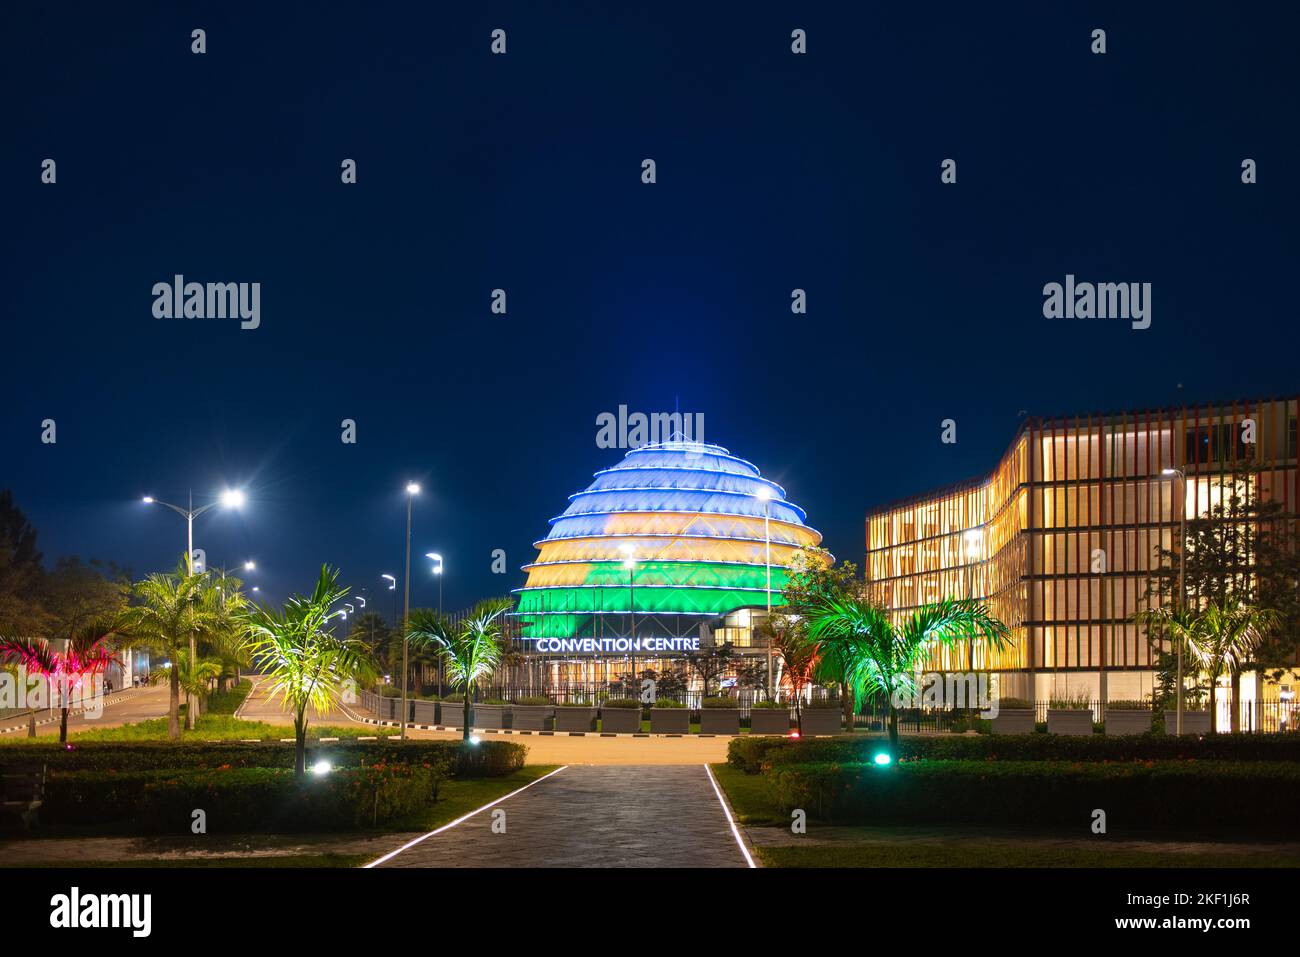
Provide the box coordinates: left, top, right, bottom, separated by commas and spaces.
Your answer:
372, 765, 750, 868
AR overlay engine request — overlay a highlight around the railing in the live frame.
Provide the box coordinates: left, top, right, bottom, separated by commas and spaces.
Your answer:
356, 686, 1300, 734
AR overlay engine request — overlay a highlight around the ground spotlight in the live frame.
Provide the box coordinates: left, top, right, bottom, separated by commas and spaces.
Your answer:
311, 759, 332, 775
873, 752, 893, 766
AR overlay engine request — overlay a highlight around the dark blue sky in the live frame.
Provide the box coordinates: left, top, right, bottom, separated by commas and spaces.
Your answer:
3, 2, 1296, 612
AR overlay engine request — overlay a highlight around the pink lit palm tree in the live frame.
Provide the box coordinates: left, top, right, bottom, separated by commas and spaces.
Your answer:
0, 622, 121, 743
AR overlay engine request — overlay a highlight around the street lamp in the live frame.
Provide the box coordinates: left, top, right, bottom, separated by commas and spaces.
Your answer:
141, 489, 247, 574
1162, 467, 1188, 735
401, 482, 420, 741
755, 486, 774, 698
620, 543, 637, 681
141, 488, 247, 727
425, 553, 444, 615
381, 574, 397, 626
426, 552, 446, 697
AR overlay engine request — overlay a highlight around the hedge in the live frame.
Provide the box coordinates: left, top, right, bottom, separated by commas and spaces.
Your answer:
726, 731, 1300, 774
0, 739, 527, 778
762, 759, 1300, 833
39, 763, 442, 833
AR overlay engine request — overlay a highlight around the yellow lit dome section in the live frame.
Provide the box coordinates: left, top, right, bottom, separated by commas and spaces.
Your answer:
514, 440, 822, 644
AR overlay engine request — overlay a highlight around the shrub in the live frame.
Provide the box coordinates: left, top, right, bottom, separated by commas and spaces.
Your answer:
602, 699, 640, 709
702, 697, 738, 709
1107, 700, 1151, 710
1048, 694, 1093, 710
0, 739, 526, 777
480, 698, 511, 706
752, 700, 789, 709
441, 693, 465, 702
762, 760, 1300, 833
724, 730, 1300, 772
39, 763, 443, 833
996, 697, 1033, 710
515, 696, 551, 706
651, 699, 686, 708
557, 699, 593, 707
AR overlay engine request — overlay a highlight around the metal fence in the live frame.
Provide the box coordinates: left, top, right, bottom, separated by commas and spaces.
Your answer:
357, 686, 1299, 734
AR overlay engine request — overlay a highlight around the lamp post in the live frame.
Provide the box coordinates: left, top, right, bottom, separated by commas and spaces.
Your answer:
426, 553, 445, 695
755, 486, 774, 698
381, 574, 397, 627
400, 483, 420, 741
142, 489, 246, 727
1162, 468, 1187, 735
620, 544, 637, 685
214, 559, 255, 684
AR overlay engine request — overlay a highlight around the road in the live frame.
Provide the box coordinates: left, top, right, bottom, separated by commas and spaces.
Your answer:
236, 676, 355, 726
369, 764, 753, 868
0, 683, 171, 738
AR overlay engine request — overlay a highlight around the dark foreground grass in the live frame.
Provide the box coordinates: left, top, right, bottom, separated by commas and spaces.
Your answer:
16, 854, 369, 868
761, 843, 1300, 868
52, 714, 397, 743
711, 763, 785, 825
391, 764, 559, 831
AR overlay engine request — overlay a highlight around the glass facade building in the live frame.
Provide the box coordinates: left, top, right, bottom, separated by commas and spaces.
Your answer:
866, 397, 1298, 700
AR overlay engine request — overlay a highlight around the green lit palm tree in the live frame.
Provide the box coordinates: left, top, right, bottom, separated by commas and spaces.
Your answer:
117, 562, 219, 740
0, 621, 121, 743
240, 565, 374, 775
149, 656, 223, 719
805, 596, 1011, 754
407, 598, 512, 741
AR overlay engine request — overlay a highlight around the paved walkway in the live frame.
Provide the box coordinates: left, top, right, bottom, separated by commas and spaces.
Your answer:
372, 765, 750, 868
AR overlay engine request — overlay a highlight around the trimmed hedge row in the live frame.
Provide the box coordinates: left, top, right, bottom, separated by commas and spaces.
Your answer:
0, 739, 527, 778
763, 759, 1300, 832
726, 732, 1300, 774
41, 763, 442, 833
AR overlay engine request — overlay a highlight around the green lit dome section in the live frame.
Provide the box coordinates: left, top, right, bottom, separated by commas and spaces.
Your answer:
514, 440, 823, 643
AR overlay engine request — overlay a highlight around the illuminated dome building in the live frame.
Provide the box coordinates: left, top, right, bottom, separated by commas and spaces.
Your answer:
514, 440, 823, 673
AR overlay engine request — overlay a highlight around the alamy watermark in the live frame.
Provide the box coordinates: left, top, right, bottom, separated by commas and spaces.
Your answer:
0, 665, 105, 718
595, 406, 704, 449
152, 275, 260, 330
1042, 274, 1150, 330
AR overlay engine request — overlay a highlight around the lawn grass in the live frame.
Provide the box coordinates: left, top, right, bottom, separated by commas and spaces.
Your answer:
60, 714, 397, 743
15, 854, 369, 868
759, 842, 1300, 868
389, 764, 560, 831
204, 679, 253, 715
710, 763, 785, 825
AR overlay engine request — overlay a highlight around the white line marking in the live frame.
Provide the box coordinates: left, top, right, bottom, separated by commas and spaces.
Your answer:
362, 765, 569, 869
704, 763, 757, 869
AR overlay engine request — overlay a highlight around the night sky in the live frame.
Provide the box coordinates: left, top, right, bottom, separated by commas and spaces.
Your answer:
3, 2, 1296, 612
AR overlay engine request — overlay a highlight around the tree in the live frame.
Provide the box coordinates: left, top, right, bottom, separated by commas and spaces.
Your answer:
766, 613, 817, 734
0, 490, 47, 639
804, 596, 1011, 755
41, 557, 130, 638
150, 657, 223, 715
1137, 600, 1278, 732
117, 563, 219, 740
1145, 466, 1300, 710
685, 641, 736, 700
781, 550, 864, 725
407, 598, 512, 741
240, 566, 373, 774
0, 621, 120, 743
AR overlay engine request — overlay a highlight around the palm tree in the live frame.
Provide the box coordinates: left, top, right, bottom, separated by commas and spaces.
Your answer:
804, 595, 1011, 754
1141, 601, 1278, 732
117, 563, 218, 740
240, 565, 373, 775
764, 613, 818, 734
150, 657, 223, 718
407, 598, 512, 741
0, 621, 121, 743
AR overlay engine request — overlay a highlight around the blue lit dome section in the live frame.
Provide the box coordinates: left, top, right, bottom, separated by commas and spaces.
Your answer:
514, 440, 823, 641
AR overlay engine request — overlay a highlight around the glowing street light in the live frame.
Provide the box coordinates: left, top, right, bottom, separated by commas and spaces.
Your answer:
755, 485, 775, 698
426, 553, 445, 614
401, 482, 420, 742
140, 487, 247, 729
1161, 467, 1188, 734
